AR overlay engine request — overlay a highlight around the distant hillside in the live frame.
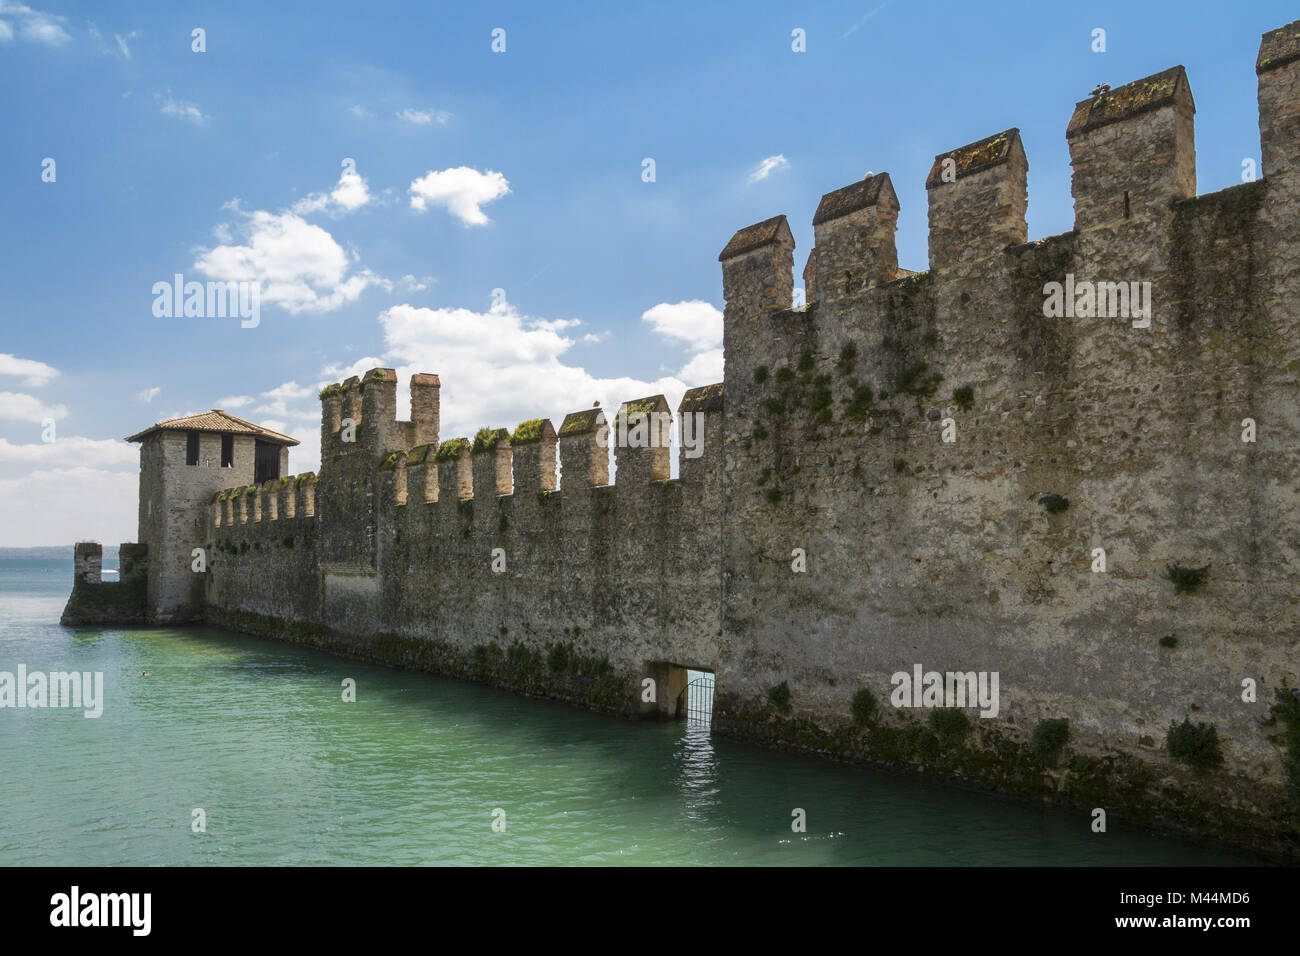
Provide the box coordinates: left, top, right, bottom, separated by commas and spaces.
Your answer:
0, 546, 119, 562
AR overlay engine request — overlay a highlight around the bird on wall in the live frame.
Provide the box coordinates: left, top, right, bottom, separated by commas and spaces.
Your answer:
1090, 83, 1111, 97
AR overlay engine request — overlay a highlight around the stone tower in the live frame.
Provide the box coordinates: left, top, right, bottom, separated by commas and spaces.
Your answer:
125, 410, 298, 623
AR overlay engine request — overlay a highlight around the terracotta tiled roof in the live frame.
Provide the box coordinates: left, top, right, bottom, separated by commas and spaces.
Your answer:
125, 410, 300, 445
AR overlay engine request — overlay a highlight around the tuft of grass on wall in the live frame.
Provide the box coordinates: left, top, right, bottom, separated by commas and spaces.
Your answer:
851, 688, 877, 728
767, 680, 792, 714
1032, 717, 1070, 763
1167, 717, 1224, 771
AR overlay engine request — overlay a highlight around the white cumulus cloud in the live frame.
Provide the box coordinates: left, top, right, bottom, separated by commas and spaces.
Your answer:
0, 353, 58, 387
0, 391, 67, 423
0, 2, 71, 46
0, 436, 137, 466
0, 467, 137, 547
678, 349, 723, 386
294, 168, 372, 216
314, 299, 686, 457
193, 206, 385, 314
641, 300, 723, 353
408, 167, 510, 226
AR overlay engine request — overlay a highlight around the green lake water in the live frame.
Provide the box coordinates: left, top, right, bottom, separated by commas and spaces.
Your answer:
0, 556, 1254, 866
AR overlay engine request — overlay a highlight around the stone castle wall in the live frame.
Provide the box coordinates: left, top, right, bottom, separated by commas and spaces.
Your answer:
97, 20, 1300, 856
202, 378, 725, 716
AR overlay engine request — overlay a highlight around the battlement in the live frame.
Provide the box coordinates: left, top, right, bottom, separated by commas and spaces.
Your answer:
318, 367, 440, 462
733, 31, 1297, 324
329, 376, 727, 521
212, 472, 317, 529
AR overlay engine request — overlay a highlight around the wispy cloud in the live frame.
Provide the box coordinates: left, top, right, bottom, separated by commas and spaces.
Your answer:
396, 107, 452, 126
113, 30, 136, 59
156, 91, 207, 125
747, 154, 790, 184
843, 1, 890, 39
134, 386, 160, 403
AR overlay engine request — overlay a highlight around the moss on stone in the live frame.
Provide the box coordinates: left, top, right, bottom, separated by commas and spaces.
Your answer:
318, 383, 344, 400
896, 360, 943, 398
837, 342, 859, 375
1165, 562, 1210, 594
558, 409, 602, 437
619, 398, 661, 424
60, 576, 148, 626
1268, 686, 1300, 815
1039, 494, 1069, 514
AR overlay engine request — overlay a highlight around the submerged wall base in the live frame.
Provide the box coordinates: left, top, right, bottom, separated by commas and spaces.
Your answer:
208, 606, 1294, 862
713, 692, 1298, 863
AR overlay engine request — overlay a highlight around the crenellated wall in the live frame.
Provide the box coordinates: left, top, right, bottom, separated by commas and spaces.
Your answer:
79, 19, 1300, 857
202, 374, 726, 716
713, 28, 1300, 854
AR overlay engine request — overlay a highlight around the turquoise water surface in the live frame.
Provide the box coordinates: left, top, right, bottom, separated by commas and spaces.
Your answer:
0, 556, 1253, 866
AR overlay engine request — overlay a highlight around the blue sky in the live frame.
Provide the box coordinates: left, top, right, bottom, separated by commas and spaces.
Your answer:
1, 0, 1294, 545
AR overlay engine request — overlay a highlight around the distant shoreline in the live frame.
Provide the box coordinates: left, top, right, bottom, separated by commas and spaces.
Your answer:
0, 546, 119, 560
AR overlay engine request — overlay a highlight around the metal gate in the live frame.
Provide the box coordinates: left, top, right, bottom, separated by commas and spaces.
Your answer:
679, 674, 714, 726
